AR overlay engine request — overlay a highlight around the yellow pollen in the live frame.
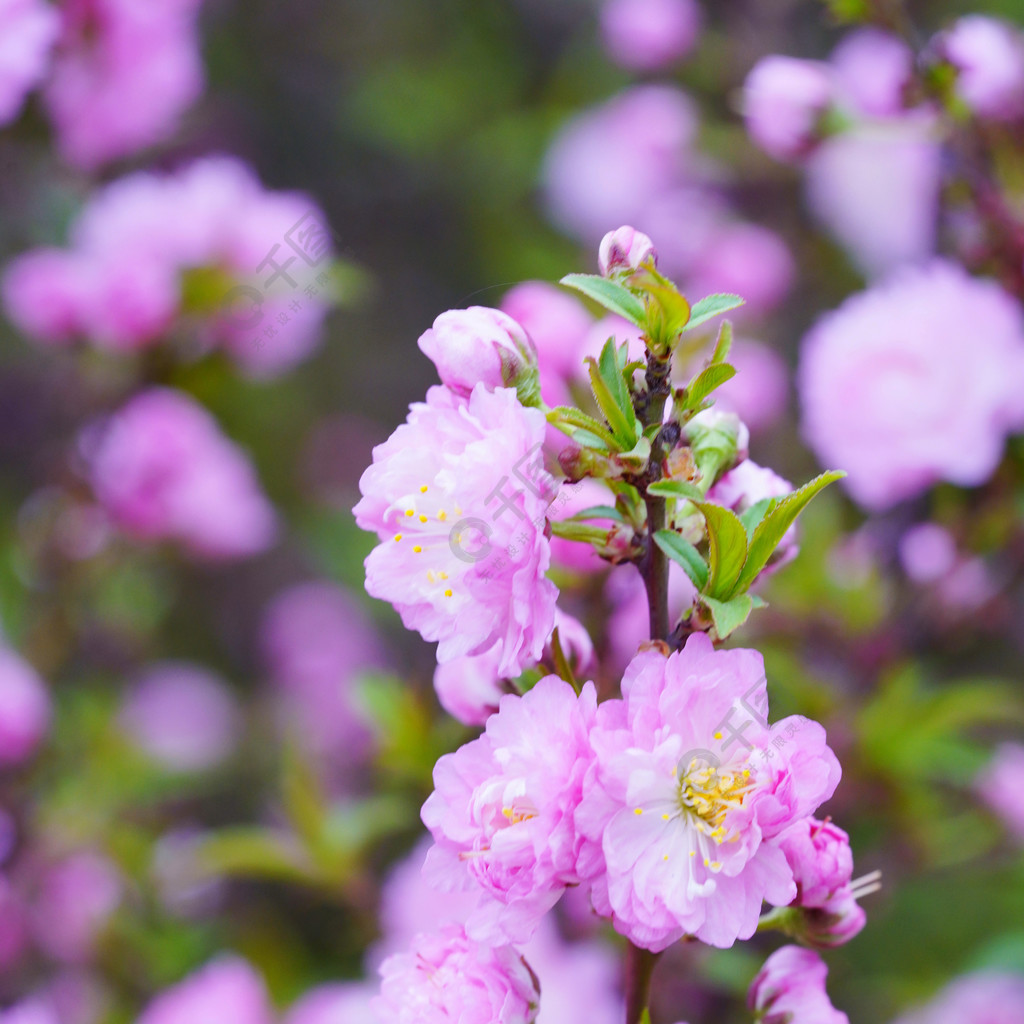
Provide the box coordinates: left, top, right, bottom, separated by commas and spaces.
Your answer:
444, 589, 453, 598
689, 850, 696, 857
420, 485, 429, 493
634, 808, 643, 816
439, 571, 448, 580
710, 860, 722, 870
713, 731, 723, 740
405, 509, 414, 517
419, 514, 428, 523
662, 814, 670, 821
742, 769, 751, 778
394, 533, 402, 542
427, 571, 436, 583
413, 545, 422, 553
663, 854, 669, 861
438, 510, 448, 521
704, 858, 710, 866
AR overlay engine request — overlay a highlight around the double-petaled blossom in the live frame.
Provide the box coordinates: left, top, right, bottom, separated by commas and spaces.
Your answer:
375, 925, 539, 1024
421, 677, 597, 944
354, 385, 558, 677
748, 945, 849, 1024
575, 635, 841, 951
84, 388, 277, 560
418, 307, 539, 401
0, 0, 58, 126
799, 260, 1024, 510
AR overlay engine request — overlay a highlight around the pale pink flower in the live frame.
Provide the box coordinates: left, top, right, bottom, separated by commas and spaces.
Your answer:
831, 29, 914, 117
941, 16, 1024, 122
892, 971, 1024, 1024
977, 742, 1024, 842
0, 998, 60, 1024
899, 524, 958, 583
542, 86, 699, 242
285, 984, 381, 1024
354, 385, 558, 676
712, 339, 788, 434
0, 647, 51, 765
576, 636, 841, 951
418, 307, 538, 398
599, 0, 701, 72
421, 676, 598, 944
598, 226, 658, 277
805, 114, 942, 278
375, 925, 539, 1024
779, 817, 853, 907
743, 56, 834, 162
0, 0, 59, 125
85, 388, 277, 560
136, 957, 274, 1024
748, 945, 849, 1024
43, 0, 205, 170
118, 662, 240, 772
799, 261, 1024, 510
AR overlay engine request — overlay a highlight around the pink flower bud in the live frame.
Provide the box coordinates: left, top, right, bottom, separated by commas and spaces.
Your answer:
0, 647, 51, 765
794, 885, 868, 948
941, 16, 1024, 122
418, 307, 539, 399
598, 226, 658, 277
749, 946, 849, 1024
780, 817, 854, 907
743, 56, 834, 162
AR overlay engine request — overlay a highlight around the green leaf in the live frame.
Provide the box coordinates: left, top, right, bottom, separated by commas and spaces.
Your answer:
695, 502, 749, 598
731, 470, 845, 596
549, 519, 613, 544
711, 319, 733, 365
587, 354, 638, 448
646, 282, 691, 340
683, 362, 737, 410
548, 406, 618, 449
702, 594, 754, 639
560, 273, 646, 326
571, 428, 612, 452
654, 530, 709, 590
738, 498, 775, 541
647, 479, 704, 502
599, 336, 633, 426
567, 504, 625, 522
683, 294, 745, 332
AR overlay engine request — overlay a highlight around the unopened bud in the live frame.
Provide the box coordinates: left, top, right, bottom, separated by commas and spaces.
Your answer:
598, 226, 658, 277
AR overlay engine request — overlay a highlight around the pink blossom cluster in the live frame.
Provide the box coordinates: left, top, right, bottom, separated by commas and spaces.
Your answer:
0, 0, 206, 169
83, 387, 278, 560
3, 157, 334, 377
542, 87, 795, 318
799, 260, 1024, 510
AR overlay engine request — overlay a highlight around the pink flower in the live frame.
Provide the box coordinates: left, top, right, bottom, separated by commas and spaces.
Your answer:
599, 0, 701, 72
779, 817, 853, 907
542, 86, 698, 242
743, 56, 834, 162
684, 223, 795, 318
548, 479, 621, 574
977, 742, 1024, 842
748, 946, 849, 1024
418, 307, 538, 398
285, 984, 381, 1024
421, 676, 598, 944
354, 385, 558, 677
85, 388, 278, 559
831, 29, 914, 117
799, 260, 1024, 510
598, 226, 658, 277
0, 0, 59, 125
118, 662, 240, 772
0, 998, 60, 1024
0, 647, 50, 765
892, 971, 1024, 1024
136, 957, 274, 1024
43, 0, 205, 170
712, 339, 788, 434
576, 636, 841, 951
899, 524, 958, 583
3, 158, 334, 376
941, 16, 1024, 122
375, 925, 539, 1024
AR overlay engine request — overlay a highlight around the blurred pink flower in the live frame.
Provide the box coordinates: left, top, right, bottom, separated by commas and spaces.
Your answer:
136, 957, 274, 1024
977, 743, 1024, 842
893, 971, 1024, 1024
599, 0, 701, 72
43, 0, 205, 169
743, 56, 834, 163
0, 998, 61, 1024
0, 0, 59, 125
285, 985, 381, 1024
85, 388, 278, 559
748, 945, 849, 1024
576, 637, 841, 951
712, 339, 788, 433
0, 875, 29, 971
119, 662, 240, 772
899, 524, 958, 583
542, 86, 699, 242
799, 261, 1024, 510
375, 925, 538, 1024
422, 676, 597, 944
31, 852, 122, 964
3, 158, 334, 377
354, 385, 558, 677
941, 16, 1024, 122
0, 646, 50, 765
831, 29, 914, 117
805, 114, 942, 278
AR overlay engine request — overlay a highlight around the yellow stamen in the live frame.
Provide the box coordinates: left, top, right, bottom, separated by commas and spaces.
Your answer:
413, 545, 422, 553
394, 534, 402, 542
444, 589, 453, 598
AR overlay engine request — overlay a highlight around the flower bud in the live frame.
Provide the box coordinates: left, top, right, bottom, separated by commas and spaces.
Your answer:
598, 226, 658, 277
417, 306, 540, 404
749, 946, 849, 1024
791, 885, 868, 949
779, 817, 854, 908
683, 410, 749, 489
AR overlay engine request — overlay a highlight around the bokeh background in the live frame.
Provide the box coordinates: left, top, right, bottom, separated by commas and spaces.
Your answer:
1, 0, 1024, 1021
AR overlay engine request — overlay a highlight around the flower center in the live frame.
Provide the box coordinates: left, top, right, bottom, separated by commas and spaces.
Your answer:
678, 757, 753, 843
